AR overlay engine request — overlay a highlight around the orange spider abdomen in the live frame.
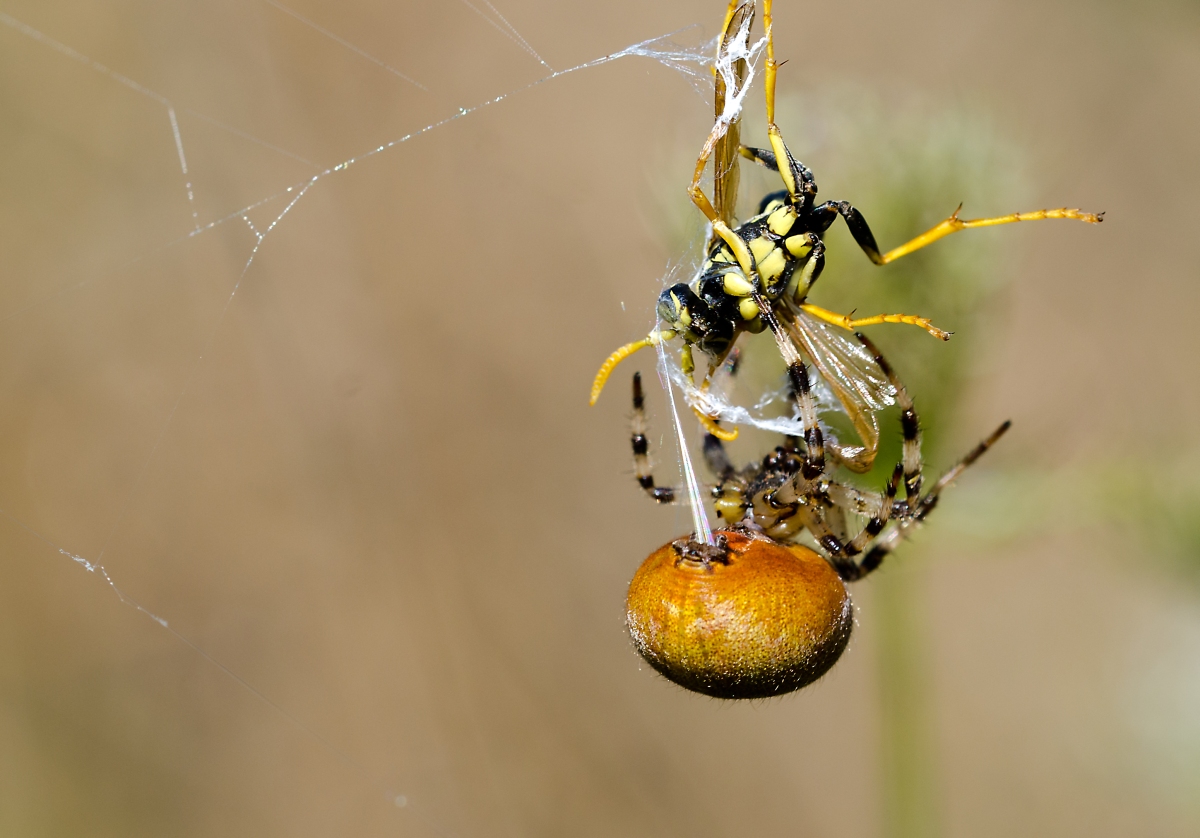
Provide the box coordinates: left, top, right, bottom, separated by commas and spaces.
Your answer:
626, 529, 852, 699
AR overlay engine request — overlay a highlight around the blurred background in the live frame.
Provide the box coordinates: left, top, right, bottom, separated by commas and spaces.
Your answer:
1, 1, 1198, 836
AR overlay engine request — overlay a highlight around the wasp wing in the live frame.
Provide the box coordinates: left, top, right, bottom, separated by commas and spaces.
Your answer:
784, 306, 897, 472
712, 2, 754, 237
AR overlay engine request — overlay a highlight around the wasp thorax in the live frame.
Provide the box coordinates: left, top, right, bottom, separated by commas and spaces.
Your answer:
626, 529, 853, 699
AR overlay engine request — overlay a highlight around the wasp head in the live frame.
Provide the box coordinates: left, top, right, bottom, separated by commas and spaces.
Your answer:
657, 283, 734, 358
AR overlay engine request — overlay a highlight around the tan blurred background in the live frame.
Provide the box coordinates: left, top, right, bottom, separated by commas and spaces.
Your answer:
1, 1, 1198, 836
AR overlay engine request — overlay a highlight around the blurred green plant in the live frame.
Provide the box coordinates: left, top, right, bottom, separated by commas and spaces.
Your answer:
937, 452, 1200, 582
778, 88, 1026, 838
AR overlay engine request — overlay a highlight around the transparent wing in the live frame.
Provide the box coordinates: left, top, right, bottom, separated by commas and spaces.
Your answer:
712, 3, 754, 234
784, 306, 897, 472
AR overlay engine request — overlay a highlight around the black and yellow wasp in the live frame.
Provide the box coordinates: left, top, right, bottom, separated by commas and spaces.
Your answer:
590, 0, 1101, 472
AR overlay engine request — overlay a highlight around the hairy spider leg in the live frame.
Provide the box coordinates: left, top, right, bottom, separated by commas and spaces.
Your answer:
913, 419, 1012, 522
631, 372, 677, 503
847, 419, 1011, 580
629, 372, 741, 504
855, 332, 923, 507
768, 459, 904, 580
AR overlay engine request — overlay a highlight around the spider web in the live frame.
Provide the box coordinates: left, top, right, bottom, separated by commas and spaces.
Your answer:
0, 4, 729, 835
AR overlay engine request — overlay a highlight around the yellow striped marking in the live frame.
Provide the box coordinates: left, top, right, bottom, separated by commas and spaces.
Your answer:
767, 206, 797, 236
785, 233, 815, 258
722, 272, 754, 296
749, 236, 774, 264
758, 248, 786, 284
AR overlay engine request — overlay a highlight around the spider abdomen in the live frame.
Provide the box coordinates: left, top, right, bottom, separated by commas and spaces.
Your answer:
626, 529, 853, 699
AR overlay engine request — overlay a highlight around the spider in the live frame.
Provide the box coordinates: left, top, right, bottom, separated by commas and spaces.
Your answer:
591, 0, 1100, 471
624, 332, 1009, 698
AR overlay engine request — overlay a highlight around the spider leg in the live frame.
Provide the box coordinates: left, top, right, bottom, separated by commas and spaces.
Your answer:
786, 356, 828, 480
824, 479, 889, 517
786, 465, 902, 581
854, 332, 924, 509
851, 420, 1012, 579
710, 441, 750, 526
823, 497, 851, 544
913, 419, 1012, 522
702, 433, 737, 481
631, 372, 677, 504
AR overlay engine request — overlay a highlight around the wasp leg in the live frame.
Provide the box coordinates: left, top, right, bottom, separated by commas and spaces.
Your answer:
807, 200, 887, 264
590, 330, 674, 405
689, 118, 758, 283
877, 205, 1103, 265
688, 3, 759, 280
685, 348, 740, 441
739, 144, 778, 171
761, 0, 818, 208
691, 406, 738, 441
799, 303, 952, 341
631, 372, 677, 503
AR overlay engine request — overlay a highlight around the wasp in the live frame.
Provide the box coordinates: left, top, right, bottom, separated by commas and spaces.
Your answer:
591, 0, 1101, 472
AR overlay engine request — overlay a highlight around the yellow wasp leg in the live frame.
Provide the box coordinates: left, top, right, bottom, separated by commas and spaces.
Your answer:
590, 331, 674, 405
686, 5, 761, 279
761, 0, 797, 199
692, 407, 738, 441
799, 303, 952, 341
878, 205, 1104, 264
